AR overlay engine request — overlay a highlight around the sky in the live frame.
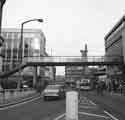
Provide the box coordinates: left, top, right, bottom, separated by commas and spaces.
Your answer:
2, 0, 125, 75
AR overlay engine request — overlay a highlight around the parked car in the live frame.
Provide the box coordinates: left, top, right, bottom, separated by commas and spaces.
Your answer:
22, 84, 29, 91
43, 84, 65, 100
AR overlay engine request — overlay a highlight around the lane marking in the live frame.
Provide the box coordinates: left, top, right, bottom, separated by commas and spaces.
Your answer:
79, 111, 109, 119
79, 106, 97, 109
89, 100, 96, 106
55, 112, 109, 119
79, 96, 96, 106
0, 95, 42, 110
54, 113, 65, 120
104, 110, 119, 120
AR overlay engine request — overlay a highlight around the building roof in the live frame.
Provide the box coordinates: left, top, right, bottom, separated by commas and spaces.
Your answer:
105, 16, 125, 40
1, 28, 44, 34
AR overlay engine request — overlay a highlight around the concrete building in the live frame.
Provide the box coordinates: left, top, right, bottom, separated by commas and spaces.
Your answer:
1, 28, 55, 86
1, 28, 46, 73
105, 16, 125, 84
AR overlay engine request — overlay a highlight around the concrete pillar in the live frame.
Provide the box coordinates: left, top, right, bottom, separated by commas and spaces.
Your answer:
66, 91, 78, 120
33, 66, 37, 88
17, 70, 22, 90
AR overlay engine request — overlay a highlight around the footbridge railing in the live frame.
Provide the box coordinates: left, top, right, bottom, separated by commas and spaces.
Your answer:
23, 56, 124, 66
0, 56, 124, 78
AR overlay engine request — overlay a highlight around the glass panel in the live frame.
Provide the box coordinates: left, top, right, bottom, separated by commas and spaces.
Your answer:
6, 49, 11, 60
13, 39, 18, 48
13, 49, 17, 59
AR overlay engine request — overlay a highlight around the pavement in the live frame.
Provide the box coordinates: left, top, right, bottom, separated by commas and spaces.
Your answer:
0, 89, 38, 107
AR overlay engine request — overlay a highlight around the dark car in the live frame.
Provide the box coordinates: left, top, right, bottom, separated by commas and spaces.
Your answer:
43, 84, 65, 100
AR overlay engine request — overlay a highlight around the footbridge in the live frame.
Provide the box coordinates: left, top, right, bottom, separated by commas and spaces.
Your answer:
0, 56, 124, 78
25, 56, 124, 66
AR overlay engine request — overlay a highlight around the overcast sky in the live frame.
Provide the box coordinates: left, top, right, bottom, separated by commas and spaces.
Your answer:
2, 0, 125, 75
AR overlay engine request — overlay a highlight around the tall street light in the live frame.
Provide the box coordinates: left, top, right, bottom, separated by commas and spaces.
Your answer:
0, 0, 6, 34
19, 18, 43, 62
18, 18, 43, 90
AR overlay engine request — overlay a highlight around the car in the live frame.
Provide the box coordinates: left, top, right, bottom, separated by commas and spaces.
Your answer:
22, 85, 29, 91
43, 84, 65, 100
79, 79, 92, 91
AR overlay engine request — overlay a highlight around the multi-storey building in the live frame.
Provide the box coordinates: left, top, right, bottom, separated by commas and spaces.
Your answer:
1, 28, 55, 83
1, 28, 45, 73
105, 16, 125, 83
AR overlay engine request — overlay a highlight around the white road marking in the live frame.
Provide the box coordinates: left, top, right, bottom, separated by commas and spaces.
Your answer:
89, 100, 96, 106
79, 96, 96, 106
55, 112, 109, 119
54, 113, 65, 120
79, 111, 109, 119
0, 95, 42, 110
79, 106, 97, 109
104, 110, 119, 120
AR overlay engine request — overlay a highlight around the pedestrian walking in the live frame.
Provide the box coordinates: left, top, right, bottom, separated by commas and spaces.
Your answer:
96, 81, 105, 96
118, 83, 123, 94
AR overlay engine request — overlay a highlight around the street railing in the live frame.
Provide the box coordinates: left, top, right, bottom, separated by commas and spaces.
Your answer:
0, 88, 35, 104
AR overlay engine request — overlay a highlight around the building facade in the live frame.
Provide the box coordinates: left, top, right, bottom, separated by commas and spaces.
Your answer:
105, 16, 125, 84
1, 28, 45, 73
1, 28, 55, 83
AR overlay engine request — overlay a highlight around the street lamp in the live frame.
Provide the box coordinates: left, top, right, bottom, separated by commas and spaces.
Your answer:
19, 18, 43, 62
18, 18, 43, 90
0, 0, 6, 34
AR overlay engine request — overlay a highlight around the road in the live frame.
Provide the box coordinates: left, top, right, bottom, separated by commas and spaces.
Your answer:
0, 96, 65, 120
0, 91, 124, 120
83, 90, 125, 120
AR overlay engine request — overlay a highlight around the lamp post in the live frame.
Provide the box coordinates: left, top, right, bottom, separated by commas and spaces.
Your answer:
18, 18, 43, 90
0, 0, 6, 34
19, 18, 43, 62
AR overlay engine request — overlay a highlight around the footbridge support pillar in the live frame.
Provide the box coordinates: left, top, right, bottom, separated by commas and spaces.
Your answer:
33, 66, 37, 88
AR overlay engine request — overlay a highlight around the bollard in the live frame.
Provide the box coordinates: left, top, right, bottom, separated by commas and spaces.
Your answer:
66, 91, 78, 120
